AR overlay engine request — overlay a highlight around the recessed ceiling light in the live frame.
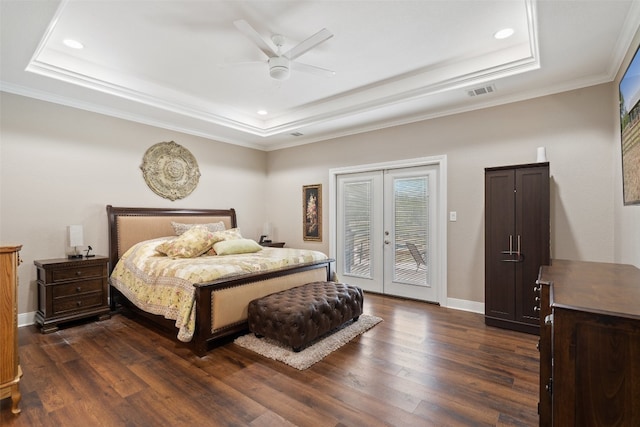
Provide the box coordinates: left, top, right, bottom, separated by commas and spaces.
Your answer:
494, 28, 514, 40
257, 110, 268, 116
63, 39, 84, 49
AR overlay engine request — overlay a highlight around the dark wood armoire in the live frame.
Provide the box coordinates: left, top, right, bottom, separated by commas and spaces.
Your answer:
484, 162, 550, 334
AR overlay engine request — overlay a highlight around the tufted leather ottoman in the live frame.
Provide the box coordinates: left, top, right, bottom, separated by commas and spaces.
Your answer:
247, 281, 364, 352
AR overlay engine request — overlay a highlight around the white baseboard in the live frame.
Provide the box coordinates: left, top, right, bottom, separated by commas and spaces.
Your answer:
18, 311, 36, 328
18, 300, 484, 329
446, 298, 484, 314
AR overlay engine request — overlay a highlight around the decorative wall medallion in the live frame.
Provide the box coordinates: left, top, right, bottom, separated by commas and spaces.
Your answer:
140, 141, 200, 201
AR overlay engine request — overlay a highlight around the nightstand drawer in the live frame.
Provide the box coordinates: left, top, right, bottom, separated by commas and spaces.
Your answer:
52, 278, 103, 298
51, 265, 104, 282
53, 292, 103, 315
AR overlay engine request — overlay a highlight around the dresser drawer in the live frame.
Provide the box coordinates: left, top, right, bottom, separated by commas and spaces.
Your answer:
51, 264, 104, 283
53, 292, 104, 315
52, 278, 104, 298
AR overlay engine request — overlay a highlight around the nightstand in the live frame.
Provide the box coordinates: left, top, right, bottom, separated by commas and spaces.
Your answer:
34, 256, 110, 333
260, 242, 285, 248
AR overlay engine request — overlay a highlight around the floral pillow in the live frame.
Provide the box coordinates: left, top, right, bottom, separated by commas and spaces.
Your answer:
213, 238, 263, 256
202, 228, 244, 256
212, 228, 242, 241
156, 226, 216, 258
171, 221, 226, 235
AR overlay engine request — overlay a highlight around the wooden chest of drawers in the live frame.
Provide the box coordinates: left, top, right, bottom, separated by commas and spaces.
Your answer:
1, 245, 23, 414
537, 260, 640, 426
34, 256, 110, 333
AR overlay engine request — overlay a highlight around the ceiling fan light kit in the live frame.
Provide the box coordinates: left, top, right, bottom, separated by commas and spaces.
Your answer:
269, 56, 291, 80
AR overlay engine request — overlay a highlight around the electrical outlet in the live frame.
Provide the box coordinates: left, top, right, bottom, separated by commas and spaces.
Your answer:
449, 211, 457, 221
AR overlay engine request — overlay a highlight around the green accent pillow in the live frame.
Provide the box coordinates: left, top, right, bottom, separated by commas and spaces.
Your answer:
213, 238, 263, 256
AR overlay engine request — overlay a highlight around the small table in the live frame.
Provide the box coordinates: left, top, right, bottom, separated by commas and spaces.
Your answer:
34, 256, 110, 333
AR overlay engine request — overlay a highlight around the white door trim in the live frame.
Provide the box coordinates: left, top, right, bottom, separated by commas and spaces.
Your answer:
329, 155, 448, 306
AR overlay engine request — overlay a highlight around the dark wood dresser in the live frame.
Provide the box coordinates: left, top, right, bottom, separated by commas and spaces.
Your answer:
537, 259, 640, 426
34, 256, 110, 333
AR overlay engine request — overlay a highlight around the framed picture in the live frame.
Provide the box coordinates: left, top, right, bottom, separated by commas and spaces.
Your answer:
303, 184, 322, 241
619, 43, 640, 205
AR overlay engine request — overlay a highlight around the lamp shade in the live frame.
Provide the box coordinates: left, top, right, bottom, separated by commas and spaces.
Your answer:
68, 225, 84, 247
263, 222, 273, 236
536, 147, 547, 162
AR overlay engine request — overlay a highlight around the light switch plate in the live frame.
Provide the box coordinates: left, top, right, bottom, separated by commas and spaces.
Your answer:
449, 211, 457, 221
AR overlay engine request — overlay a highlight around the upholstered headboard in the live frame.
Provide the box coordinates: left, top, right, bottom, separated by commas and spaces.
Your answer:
106, 205, 237, 273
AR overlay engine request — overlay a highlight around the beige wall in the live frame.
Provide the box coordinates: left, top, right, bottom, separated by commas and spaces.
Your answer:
2, 78, 638, 316
267, 83, 621, 303
0, 92, 267, 315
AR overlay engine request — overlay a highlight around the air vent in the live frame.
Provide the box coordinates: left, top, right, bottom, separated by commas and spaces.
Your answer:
467, 85, 496, 97
290, 132, 304, 137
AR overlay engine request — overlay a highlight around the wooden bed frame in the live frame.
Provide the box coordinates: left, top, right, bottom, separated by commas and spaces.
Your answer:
107, 205, 335, 356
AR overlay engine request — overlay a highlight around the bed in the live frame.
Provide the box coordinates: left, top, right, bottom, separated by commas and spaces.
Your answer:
107, 205, 335, 356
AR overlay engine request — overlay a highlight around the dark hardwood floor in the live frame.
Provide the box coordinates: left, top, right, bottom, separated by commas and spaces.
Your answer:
1, 293, 540, 426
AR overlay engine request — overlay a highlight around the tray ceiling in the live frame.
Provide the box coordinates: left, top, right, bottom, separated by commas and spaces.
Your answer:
1, 0, 639, 150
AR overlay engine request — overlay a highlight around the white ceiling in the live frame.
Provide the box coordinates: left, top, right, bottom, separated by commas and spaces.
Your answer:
1, 0, 639, 151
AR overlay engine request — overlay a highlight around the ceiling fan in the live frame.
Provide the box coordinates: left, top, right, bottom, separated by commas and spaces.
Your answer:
233, 19, 335, 81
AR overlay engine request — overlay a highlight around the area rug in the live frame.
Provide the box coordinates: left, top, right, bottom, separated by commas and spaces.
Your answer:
234, 314, 383, 370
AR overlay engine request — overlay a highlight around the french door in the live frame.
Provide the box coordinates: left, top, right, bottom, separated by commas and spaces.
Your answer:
335, 164, 442, 303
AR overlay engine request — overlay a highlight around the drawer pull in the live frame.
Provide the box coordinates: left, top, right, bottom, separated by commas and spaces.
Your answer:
76, 301, 82, 307
76, 287, 82, 292
545, 314, 553, 325
75, 271, 82, 276
533, 306, 540, 312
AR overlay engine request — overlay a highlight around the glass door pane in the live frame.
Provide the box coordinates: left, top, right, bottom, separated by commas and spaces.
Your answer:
343, 180, 373, 278
393, 176, 429, 286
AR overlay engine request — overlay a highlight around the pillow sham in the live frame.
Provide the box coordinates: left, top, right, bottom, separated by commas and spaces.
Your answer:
211, 228, 242, 241
213, 238, 263, 256
156, 226, 216, 258
171, 221, 226, 235
202, 228, 244, 256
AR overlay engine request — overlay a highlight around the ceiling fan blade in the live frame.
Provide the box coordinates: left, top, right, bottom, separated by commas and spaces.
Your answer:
292, 62, 336, 78
284, 28, 333, 61
233, 19, 277, 58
